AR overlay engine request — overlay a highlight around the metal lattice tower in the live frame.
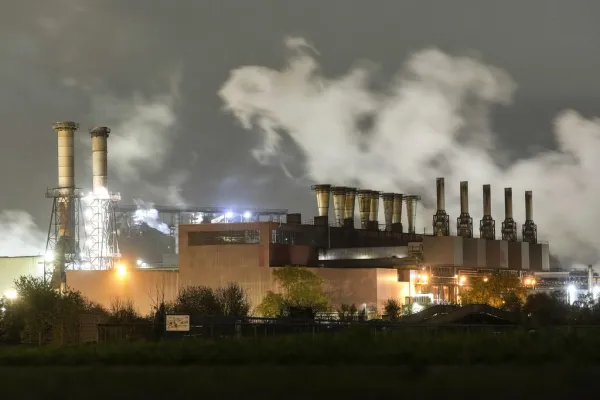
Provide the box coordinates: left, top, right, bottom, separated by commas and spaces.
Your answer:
85, 193, 121, 270
45, 188, 85, 289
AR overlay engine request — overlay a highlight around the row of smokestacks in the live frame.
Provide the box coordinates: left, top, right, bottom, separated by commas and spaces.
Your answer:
312, 185, 418, 233
434, 177, 537, 243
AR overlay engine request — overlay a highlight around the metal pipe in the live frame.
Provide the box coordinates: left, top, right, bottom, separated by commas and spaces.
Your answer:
53, 121, 79, 239
90, 126, 110, 194
369, 191, 380, 223
504, 188, 513, 219
357, 190, 372, 229
392, 194, 403, 224
525, 190, 533, 221
460, 181, 469, 214
344, 188, 357, 220
382, 193, 394, 231
312, 184, 331, 217
483, 184, 492, 216
331, 186, 347, 226
436, 177, 445, 211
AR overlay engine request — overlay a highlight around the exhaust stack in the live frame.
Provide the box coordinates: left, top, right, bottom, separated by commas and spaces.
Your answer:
457, 181, 473, 237
522, 190, 537, 243
392, 193, 403, 233
501, 188, 517, 242
53, 121, 79, 239
312, 184, 331, 217
369, 191, 380, 230
432, 177, 449, 236
357, 190, 372, 229
404, 195, 419, 234
382, 193, 394, 232
331, 187, 347, 227
90, 126, 110, 194
479, 184, 495, 239
344, 187, 357, 228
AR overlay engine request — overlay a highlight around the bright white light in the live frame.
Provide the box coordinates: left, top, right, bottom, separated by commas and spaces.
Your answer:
412, 303, 423, 313
84, 208, 93, 219
0, 307, 5, 312
44, 250, 54, 262
567, 284, 577, 305
225, 211, 234, 219
243, 211, 252, 219
141, 262, 148, 268
136, 259, 143, 266
593, 285, 600, 299
3, 289, 17, 300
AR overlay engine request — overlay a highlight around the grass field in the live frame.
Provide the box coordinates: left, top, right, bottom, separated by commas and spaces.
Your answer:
1, 365, 596, 397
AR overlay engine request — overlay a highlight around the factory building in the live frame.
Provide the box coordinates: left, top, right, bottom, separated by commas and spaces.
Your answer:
67, 177, 550, 316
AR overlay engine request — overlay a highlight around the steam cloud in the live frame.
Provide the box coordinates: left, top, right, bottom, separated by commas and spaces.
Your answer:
0, 211, 45, 257
219, 37, 600, 264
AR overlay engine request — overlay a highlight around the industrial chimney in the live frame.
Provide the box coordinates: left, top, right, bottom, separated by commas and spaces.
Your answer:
456, 181, 473, 237
53, 121, 79, 240
344, 187, 357, 228
404, 195, 419, 234
392, 193, 403, 233
369, 191, 381, 230
90, 126, 110, 194
357, 190, 372, 229
382, 193, 394, 232
501, 188, 517, 242
331, 186, 347, 227
312, 185, 331, 217
479, 184, 495, 239
522, 190, 537, 244
432, 177, 450, 236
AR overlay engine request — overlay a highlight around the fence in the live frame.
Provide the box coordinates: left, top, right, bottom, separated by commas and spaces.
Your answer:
96, 315, 600, 343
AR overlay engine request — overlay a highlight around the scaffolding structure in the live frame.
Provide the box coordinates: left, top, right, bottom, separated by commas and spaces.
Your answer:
44, 188, 85, 289
85, 192, 121, 270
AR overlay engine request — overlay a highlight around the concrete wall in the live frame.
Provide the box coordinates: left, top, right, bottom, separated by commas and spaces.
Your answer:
0, 256, 44, 296
529, 243, 551, 271
462, 238, 486, 268
486, 240, 509, 268
508, 242, 530, 270
66, 269, 179, 316
422, 236, 464, 266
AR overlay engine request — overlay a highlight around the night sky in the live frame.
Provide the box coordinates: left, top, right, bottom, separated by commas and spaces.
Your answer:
1, 1, 599, 259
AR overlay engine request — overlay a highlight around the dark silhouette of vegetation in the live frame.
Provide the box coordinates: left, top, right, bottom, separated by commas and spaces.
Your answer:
337, 304, 367, 321
383, 299, 402, 320
170, 283, 250, 317
256, 267, 330, 317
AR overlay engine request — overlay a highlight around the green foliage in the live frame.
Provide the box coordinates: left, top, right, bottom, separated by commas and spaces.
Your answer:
173, 283, 250, 317
383, 299, 402, 320
255, 291, 285, 317
1, 276, 92, 345
460, 274, 527, 309
256, 267, 330, 317
4, 329, 600, 367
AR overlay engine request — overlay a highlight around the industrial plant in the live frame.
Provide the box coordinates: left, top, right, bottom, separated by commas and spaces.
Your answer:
2, 120, 583, 317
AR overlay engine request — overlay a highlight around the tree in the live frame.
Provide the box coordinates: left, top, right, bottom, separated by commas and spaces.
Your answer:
172, 284, 251, 318
459, 274, 528, 310
4, 276, 90, 345
174, 286, 221, 316
523, 291, 569, 326
108, 298, 142, 323
256, 267, 330, 317
383, 299, 402, 320
215, 283, 250, 317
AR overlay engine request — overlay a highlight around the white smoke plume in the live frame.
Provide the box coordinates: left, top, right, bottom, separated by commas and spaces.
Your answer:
132, 199, 171, 235
89, 69, 188, 207
0, 211, 45, 257
219, 37, 600, 264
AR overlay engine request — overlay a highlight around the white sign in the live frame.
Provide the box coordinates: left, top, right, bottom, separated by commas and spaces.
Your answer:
166, 315, 190, 332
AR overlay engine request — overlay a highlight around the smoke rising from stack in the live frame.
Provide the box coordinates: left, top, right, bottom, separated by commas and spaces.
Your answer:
0, 211, 46, 257
219, 36, 600, 262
